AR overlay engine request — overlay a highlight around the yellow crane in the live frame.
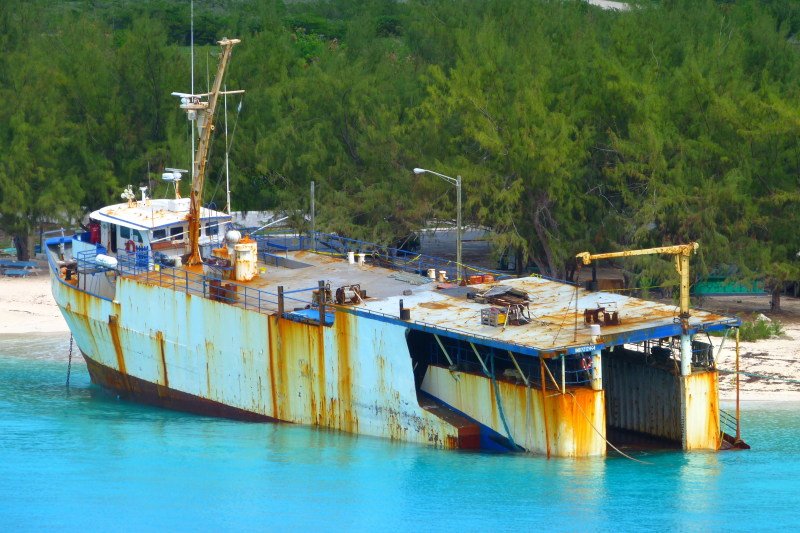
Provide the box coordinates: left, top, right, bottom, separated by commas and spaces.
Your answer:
181, 38, 241, 266
575, 242, 699, 376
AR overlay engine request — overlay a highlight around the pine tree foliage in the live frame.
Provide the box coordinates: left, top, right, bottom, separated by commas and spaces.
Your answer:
0, 0, 798, 300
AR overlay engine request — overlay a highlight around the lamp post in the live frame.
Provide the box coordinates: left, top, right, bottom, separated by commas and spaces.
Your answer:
413, 168, 462, 281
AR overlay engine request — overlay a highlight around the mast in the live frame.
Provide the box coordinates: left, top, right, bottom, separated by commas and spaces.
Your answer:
182, 37, 240, 265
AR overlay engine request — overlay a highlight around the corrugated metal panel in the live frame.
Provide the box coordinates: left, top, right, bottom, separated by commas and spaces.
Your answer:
603, 353, 681, 442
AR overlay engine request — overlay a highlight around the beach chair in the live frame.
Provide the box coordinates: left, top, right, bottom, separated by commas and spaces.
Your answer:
3, 269, 30, 278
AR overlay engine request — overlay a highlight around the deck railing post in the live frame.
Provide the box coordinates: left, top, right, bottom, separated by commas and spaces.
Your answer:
278, 286, 284, 317
318, 280, 326, 326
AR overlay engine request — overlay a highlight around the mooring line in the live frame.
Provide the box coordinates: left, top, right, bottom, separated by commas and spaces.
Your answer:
65, 334, 74, 387
566, 391, 652, 465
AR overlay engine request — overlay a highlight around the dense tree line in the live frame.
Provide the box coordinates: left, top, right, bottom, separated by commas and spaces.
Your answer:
1, 0, 799, 307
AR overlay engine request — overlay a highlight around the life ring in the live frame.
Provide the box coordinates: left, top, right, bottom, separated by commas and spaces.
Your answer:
580, 357, 592, 371
125, 239, 136, 253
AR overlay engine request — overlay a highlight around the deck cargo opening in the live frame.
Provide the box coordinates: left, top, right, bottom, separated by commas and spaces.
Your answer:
601, 338, 718, 450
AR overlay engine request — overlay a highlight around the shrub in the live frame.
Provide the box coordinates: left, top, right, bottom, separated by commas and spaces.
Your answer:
739, 318, 784, 342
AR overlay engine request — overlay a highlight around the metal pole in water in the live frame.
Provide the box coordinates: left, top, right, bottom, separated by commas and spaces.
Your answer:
735, 326, 741, 442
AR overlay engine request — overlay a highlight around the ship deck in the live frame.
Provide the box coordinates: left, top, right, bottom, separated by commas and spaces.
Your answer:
127, 249, 737, 357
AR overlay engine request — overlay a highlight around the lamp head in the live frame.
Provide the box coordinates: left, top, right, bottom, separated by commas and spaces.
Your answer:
413, 168, 426, 175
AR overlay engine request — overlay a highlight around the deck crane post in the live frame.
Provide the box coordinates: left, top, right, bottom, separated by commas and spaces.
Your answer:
576, 242, 699, 376
179, 37, 241, 266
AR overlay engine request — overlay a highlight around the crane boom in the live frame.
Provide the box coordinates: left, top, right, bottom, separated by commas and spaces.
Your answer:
184, 37, 241, 266
576, 242, 698, 317
576, 242, 699, 377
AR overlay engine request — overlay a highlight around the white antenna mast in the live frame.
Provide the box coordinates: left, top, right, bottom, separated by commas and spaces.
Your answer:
224, 84, 231, 214
190, 0, 195, 182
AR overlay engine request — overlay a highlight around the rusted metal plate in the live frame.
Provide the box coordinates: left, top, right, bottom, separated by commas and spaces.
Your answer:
683, 371, 721, 450
420, 365, 606, 457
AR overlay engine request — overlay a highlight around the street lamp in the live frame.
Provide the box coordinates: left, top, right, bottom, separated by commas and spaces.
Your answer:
413, 167, 462, 281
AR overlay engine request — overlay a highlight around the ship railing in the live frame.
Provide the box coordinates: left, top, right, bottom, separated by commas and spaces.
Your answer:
720, 408, 738, 437
76, 247, 112, 274
118, 246, 153, 273
308, 231, 512, 282
254, 234, 308, 255
118, 259, 322, 316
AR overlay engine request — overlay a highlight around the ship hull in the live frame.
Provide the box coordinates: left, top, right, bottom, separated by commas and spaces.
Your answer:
49, 245, 723, 456
52, 274, 477, 449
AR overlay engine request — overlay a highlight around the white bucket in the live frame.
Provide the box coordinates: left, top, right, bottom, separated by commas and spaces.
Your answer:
427, 268, 437, 279
437, 270, 447, 282
590, 324, 602, 342
357, 253, 366, 266
347, 251, 355, 264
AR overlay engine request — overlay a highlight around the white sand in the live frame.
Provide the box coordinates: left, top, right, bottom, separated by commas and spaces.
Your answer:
0, 276, 69, 334
1, 276, 798, 400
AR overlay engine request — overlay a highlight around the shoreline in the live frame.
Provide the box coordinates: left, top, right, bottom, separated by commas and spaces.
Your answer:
1, 276, 798, 401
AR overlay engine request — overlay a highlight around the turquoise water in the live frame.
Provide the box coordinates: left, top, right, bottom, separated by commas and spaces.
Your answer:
1, 334, 799, 531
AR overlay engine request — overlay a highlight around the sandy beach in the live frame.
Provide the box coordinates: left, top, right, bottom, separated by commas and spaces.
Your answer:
1, 275, 798, 400
0, 276, 69, 334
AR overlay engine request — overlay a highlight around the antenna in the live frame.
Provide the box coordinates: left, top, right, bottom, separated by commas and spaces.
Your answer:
163, 168, 188, 199
224, 84, 231, 214
190, 0, 195, 188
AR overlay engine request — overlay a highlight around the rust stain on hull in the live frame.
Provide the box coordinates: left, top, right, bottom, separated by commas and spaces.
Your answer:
155, 330, 169, 396
422, 365, 607, 457
107, 314, 130, 391
267, 315, 279, 418
334, 311, 357, 433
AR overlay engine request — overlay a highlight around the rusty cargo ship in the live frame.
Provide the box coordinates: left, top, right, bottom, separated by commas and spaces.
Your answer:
46, 38, 746, 457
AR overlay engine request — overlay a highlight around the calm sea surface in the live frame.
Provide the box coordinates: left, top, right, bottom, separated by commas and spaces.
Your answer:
1, 334, 799, 531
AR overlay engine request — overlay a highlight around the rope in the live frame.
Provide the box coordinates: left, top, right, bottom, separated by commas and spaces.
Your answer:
550, 285, 578, 346
565, 390, 652, 465
490, 354, 518, 449
65, 334, 74, 387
